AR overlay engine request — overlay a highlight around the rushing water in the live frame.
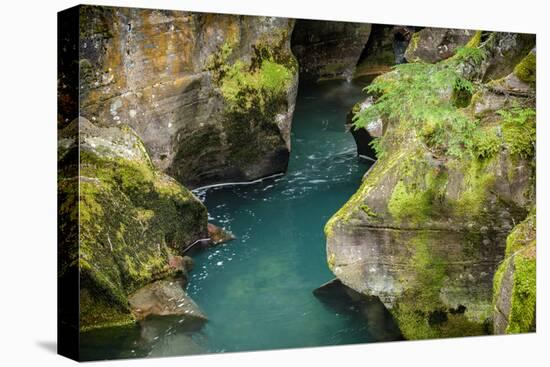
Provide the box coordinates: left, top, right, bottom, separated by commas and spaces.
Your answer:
80, 78, 402, 361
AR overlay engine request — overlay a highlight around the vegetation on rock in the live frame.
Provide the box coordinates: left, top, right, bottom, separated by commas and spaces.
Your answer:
327, 30, 536, 340
59, 119, 208, 331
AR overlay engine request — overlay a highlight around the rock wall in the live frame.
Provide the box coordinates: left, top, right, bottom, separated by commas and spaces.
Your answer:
326, 31, 536, 339
291, 19, 371, 81
58, 117, 208, 331
76, 5, 298, 188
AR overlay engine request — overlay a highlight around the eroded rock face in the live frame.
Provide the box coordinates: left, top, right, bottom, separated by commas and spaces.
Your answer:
77, 5, 298, 188
291, 19, 371, 80
58, 117, 208, 331
327, 34, 535, 339
405, 27, 476, 63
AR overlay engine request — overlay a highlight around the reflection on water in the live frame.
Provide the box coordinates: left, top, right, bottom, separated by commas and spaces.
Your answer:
79, 78, 402, 361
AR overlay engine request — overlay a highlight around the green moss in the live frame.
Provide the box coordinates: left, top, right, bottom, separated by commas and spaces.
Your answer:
388, 181, 430, 223
407, 32, 420, 57
453, 158, 496, 218
392, 232, 489, 340
493, 208, 536, 334
324, 150, 406, 238
220, 59, 293, 111
507, 251, 536, 333
60, 128, 208, 331
505, 208, 536, 257
387, 161, 447, 224
514, 52, 536, 83
360, 204, 378, 218
471, 126, 501, 159
498, 106, 536, 159
465, 30, 482, 48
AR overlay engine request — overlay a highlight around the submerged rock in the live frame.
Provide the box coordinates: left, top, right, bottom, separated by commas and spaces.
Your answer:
58, 117, 208, 331
328, 32, 536, 339
76, 5, 298, 188
405, 27, 476, 63
129, 280, 207, 323
314, 278, 403, 341
291, 19, 371, 81
207, 223, 235, 246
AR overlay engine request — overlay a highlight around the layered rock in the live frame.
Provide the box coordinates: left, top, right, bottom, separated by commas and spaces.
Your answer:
326, 33, 536, 339
291, 19, 371, 80
77, 5, 298, 188
58, 117, 208, 331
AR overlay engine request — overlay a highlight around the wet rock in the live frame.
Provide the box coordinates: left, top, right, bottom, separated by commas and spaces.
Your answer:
405, 27, 476, 63
292, 19, 371, 80
207, 223, 235, 246
129, 280, 207, 323
76, 5, 298, 189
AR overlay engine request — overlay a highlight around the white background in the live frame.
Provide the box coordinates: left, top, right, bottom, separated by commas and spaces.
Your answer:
0, 0, 547, 365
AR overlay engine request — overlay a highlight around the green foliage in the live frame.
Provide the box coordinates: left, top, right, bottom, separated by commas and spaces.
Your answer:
360, 204, 378, 218
498, 105, 536, 158
369, 137, 386, 159
454, 45, 487, 65
353, 60, 479, 158
472, 126, 501, 159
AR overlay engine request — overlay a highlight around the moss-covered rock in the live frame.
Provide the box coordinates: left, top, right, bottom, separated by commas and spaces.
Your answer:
493, 208, 536, 334
404, 28, 477, 63
326, 31, 536, 339
58, 118, 208, 331
77, 5, 298, 189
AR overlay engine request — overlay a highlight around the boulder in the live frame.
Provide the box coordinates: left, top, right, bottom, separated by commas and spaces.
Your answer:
75, 5, 298, 189
291, 19, 371, 80
405, 27, 476, 63
58, 117, 208, 331
328, 34, 536, 339
207, 223, 235, 246
128, 280, 207, 323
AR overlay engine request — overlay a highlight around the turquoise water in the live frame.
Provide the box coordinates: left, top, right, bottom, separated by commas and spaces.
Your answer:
80, 79, 401, 361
